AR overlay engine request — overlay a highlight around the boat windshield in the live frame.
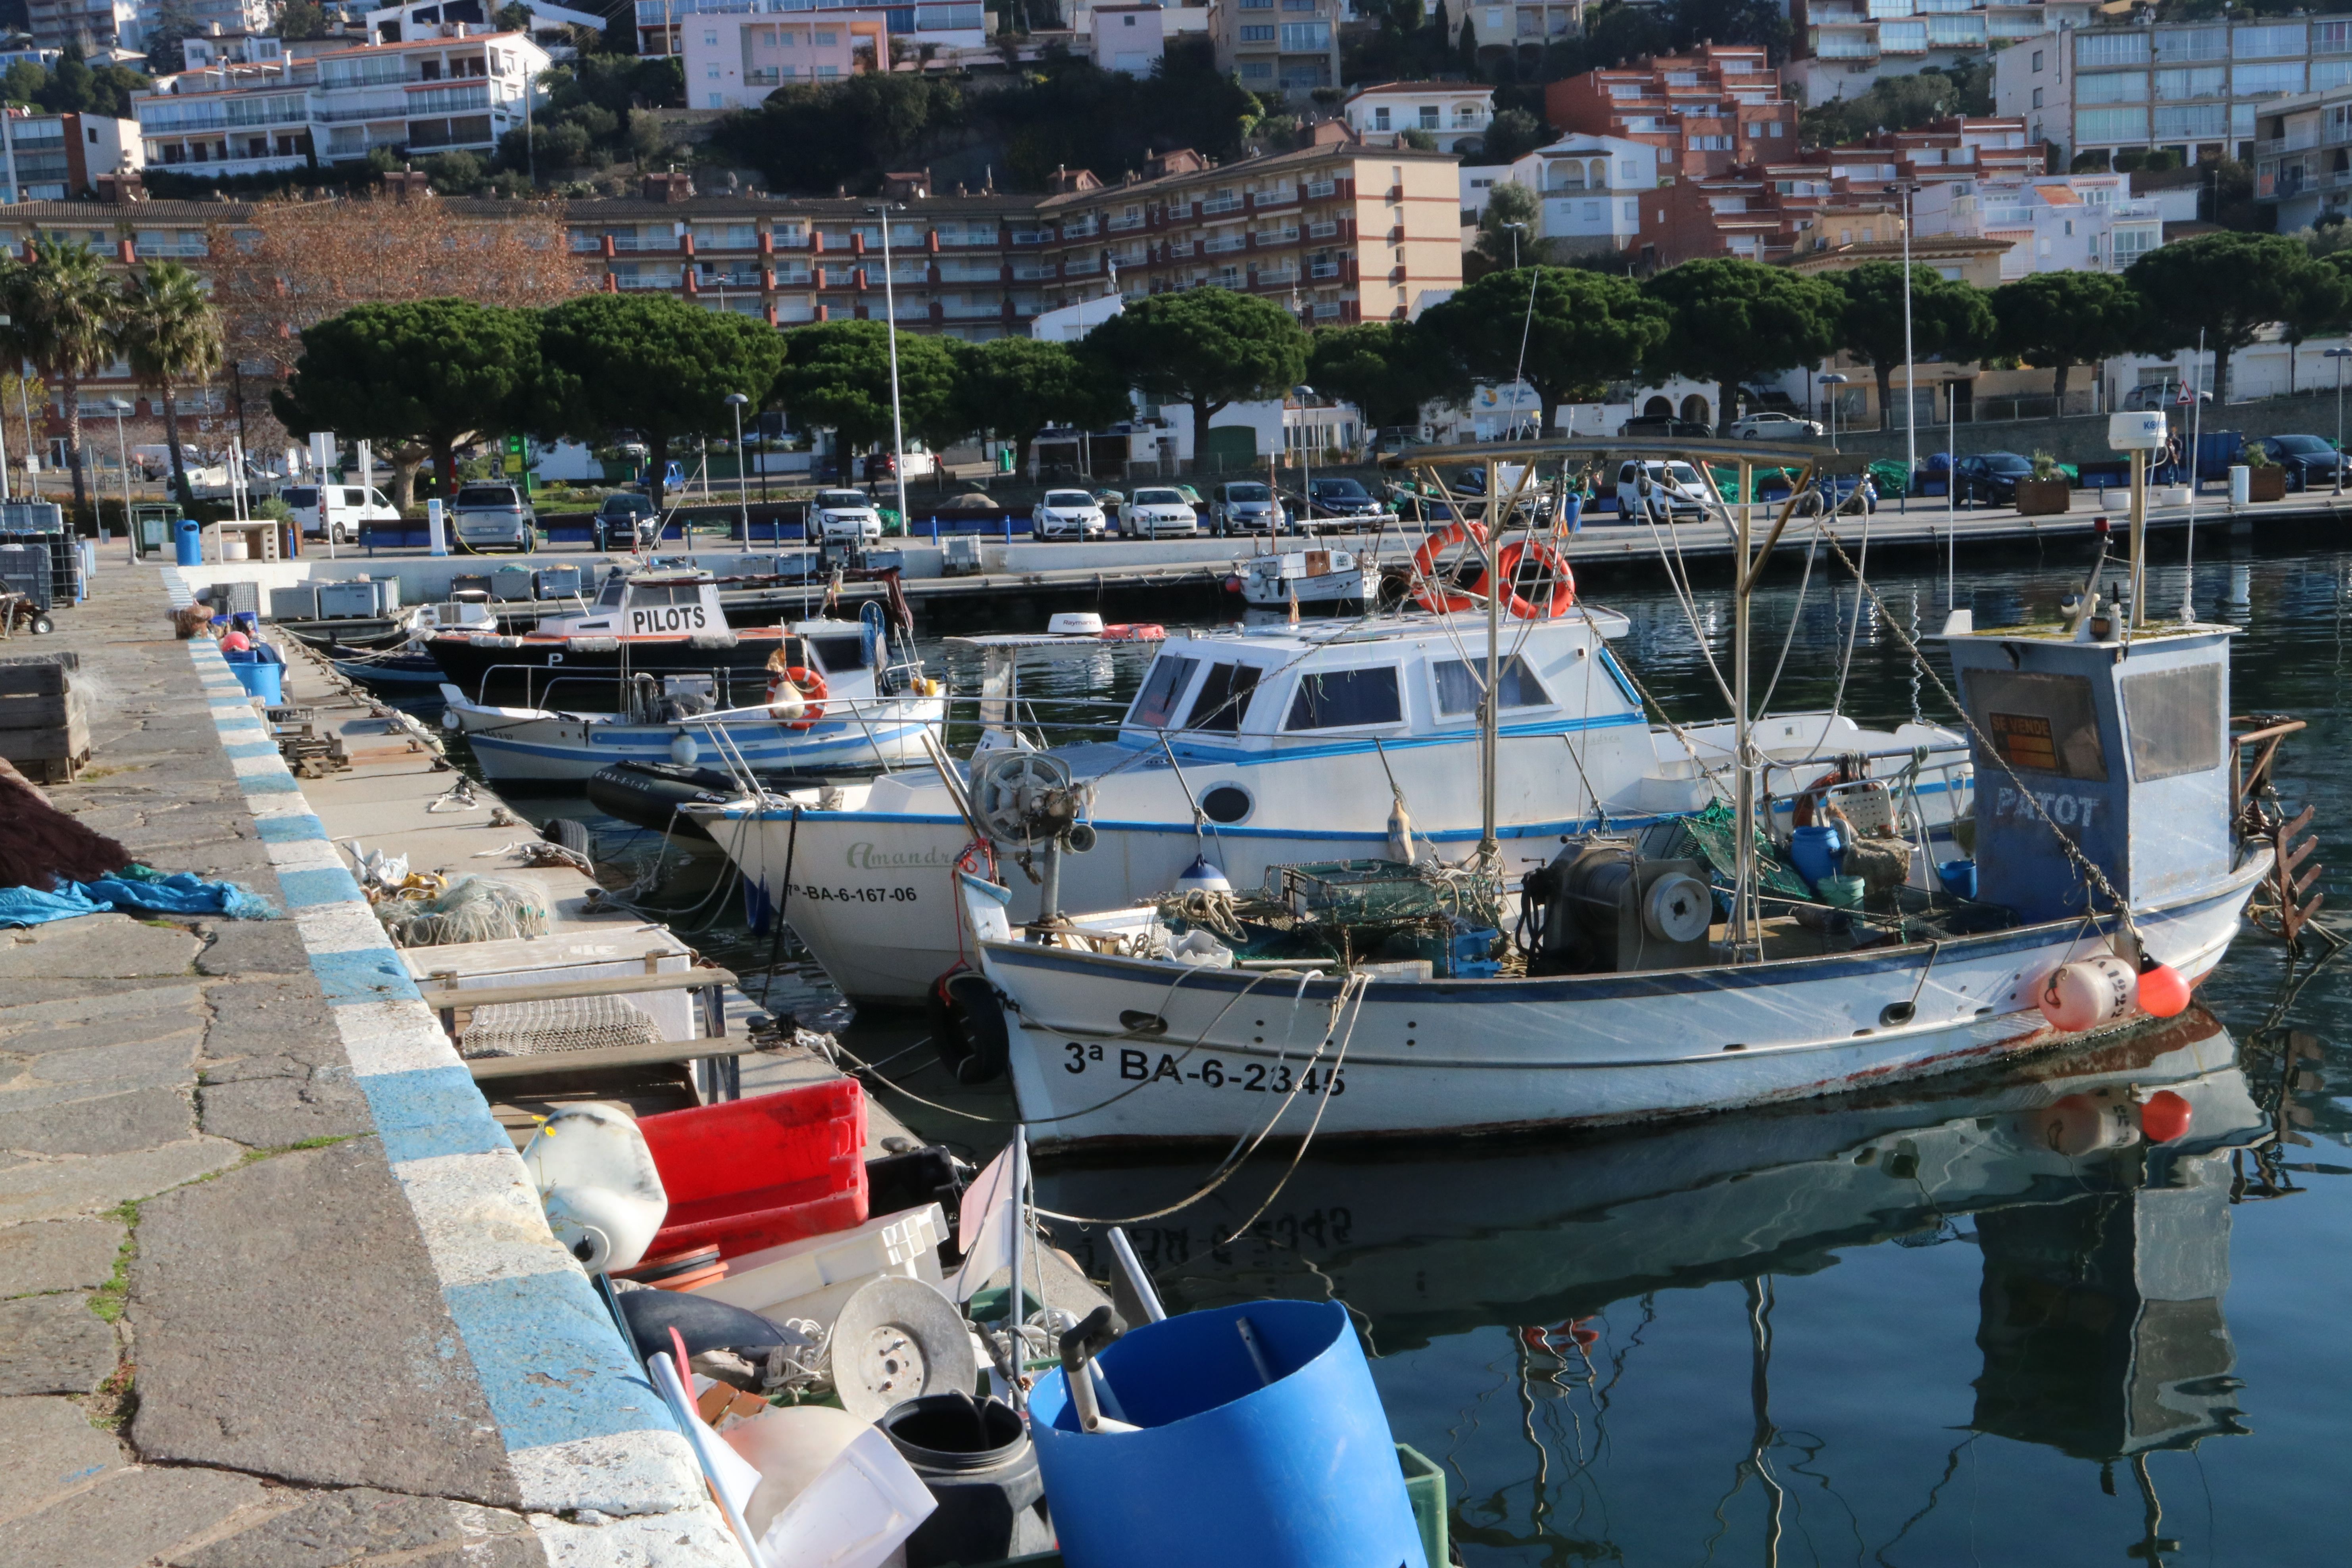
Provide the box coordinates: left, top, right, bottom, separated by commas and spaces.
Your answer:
1128, 655, 1200, 728
594, 575, 627, 608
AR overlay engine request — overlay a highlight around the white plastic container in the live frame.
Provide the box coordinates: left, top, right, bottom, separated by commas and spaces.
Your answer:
519, 1104, 668, 1272
756, 1426, 937, 1568
2037, 955, 2138, 1032
698, 1202, 946, 1322
1047, 611, 1105, 636
2229, 465, 2251, 505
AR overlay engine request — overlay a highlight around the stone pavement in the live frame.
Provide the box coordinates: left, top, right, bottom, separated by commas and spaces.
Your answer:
0, 565, 735, 1566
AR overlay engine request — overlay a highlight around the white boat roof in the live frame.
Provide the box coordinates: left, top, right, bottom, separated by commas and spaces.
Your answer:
1161, 606, 1629, 654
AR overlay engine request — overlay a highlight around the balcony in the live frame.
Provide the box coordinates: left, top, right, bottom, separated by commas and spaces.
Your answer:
1256, 265, 1297, 286
1012, 263, 1057, 280
615, 273, 680, 290
1065, 256, 1100, 274
1309, 260, 1340, 279
1203, 234, 1246, 254
1304, 179, 1337, 199
1106, 213, 1145, 231
1306, 219, 1339, 239
1201, 193, 1243, 214
700, 268, 763, 288
1312, 301, 1342, 319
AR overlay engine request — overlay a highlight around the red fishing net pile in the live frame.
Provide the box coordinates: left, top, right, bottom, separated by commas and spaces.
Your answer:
0, 772, 129, 890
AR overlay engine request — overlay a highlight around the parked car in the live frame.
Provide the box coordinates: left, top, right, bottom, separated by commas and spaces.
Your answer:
1208, 480, 1288, 536
809, 488, 884, 543
1952, 452, 2037, 507
592, 492, 657, 551
1795, 471, 1879, 516
1295, 476, 1387, 527
2240, 434, 2346, 490
1614, 460, 1711, 521
1727, 411, 1825, 442
2123, 380, 2213, 411
1120, 486, 1201, 538
449, 483, 536, 552
283, 483, 400, 546
1032, 488, 1109, 540
1618, 416, 1715, 440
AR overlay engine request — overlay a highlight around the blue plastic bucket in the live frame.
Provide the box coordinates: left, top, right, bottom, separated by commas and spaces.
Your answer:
223, 650, 283, 704
1788, 824, 1844, 888
1030, 1299, 1426, 1568
1938, 858, 1977, 899
174, 518, 202, 567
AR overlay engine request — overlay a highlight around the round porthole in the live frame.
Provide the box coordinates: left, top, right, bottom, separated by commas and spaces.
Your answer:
1201, 784, 1254, 825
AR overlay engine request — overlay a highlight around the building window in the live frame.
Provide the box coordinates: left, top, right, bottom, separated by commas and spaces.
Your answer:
2075, 106, 2149, 142
2233, 21, 2306, 59
2031, 87, 2043, 109
707, 92, 724, 106
2075, 71, 2145, 104
1278, 21, 1330, 50
1372, 106, 1389, 129
2031, 47, 2042, 71
1241, 25, 1274, 41
703, 28, 717, 43
1240, 60, 1274, 79
2075, 32, 2149, 68
815, 30, 836, 44
2233, 61, 2305, 96
2155, 67, 2226, 100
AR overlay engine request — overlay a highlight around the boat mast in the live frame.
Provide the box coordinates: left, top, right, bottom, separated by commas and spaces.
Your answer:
1733, 455, 1756, 956
1481, 453, 1501, 865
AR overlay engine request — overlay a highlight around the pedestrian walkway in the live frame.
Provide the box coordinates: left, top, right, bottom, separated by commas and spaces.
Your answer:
0, 567, 734, 1567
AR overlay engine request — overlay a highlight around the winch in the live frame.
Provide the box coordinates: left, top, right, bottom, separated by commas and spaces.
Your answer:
1519, 838, 1714, 976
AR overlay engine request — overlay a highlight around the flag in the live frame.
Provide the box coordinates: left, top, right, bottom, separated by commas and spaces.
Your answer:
951, 1136, 1027, 1303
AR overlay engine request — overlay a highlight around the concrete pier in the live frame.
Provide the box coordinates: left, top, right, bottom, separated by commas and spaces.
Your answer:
0, 568, 744, 1566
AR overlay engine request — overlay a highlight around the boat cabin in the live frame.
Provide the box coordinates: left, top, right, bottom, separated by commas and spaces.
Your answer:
1114, 612, 1643, 758
534, 571, 730, 640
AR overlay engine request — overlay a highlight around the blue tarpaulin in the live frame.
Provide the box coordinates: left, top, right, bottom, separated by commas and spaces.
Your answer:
0, 871, 275, 928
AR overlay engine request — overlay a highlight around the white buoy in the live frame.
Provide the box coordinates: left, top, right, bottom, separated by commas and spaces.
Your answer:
441, 709, 461, 731
521, 1105, 668, 1274
1176, 854, 1231, 894
670, 730, 699, 766
2037, 956, 2138, 1032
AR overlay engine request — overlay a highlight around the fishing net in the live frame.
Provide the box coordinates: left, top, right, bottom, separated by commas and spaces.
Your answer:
459, 993, 664, 1059
381, 876, 550, 947
1671, 803, 1811, 899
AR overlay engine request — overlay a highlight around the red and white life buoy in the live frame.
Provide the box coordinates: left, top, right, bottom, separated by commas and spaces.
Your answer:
766, 665, 828, 730
1789, 769, 1849, 830
1412, 519, 1490, 613
1494, 539, 1576, 620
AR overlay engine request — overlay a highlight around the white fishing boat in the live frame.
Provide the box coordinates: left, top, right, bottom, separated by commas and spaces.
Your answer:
688, 608, 1971, 1006
437, 615, 945, 785
1234, 548, 1377, 610
944, 440, 2294, 1147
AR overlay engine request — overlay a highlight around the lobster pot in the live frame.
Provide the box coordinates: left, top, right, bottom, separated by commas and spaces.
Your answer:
1028, 1300, 1427, 1568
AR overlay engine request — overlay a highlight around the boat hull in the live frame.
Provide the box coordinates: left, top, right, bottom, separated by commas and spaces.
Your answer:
425, 631, 784, 708
980, 856, 2267, 1149
453, 702, 944, 784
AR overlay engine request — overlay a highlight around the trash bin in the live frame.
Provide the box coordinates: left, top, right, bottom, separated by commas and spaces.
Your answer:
1028, 1299, 1428, 1568
2228, 465, 2250, 505
175, 518, 203, 566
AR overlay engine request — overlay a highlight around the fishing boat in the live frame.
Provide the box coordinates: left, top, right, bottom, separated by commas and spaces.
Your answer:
324, 598, 503, 698
436, 615, 944, 786
1232, 548, 1378, 610
946, 440, 2294, 1147
423, 567, 909, 708
688, 605, 1972, 1007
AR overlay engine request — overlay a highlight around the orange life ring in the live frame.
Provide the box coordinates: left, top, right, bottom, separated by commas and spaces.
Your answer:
1494, 540, 1576, 620
1789, 769, 1849, 829
1412, 519, 1490, 613
766, 665, 828, 730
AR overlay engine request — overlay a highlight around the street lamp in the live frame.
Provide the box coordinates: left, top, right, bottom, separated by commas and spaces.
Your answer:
107, 398, 131, 563
2328, 348, 2352, 496
724, 392, 750, 539
865, 203, 910, 539
1502, 219, 1528, 271
1883, 181, 1921, 511
1818, 373, 1849, 452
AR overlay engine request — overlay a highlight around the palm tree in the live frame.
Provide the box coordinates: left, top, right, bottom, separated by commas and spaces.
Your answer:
117, 260, 223, 512
0, 239, 120, 526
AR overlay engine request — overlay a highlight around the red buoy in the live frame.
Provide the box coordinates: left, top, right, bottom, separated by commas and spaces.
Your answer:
2137, 955, 2191, 1018
2140, 1090, 2193, 1143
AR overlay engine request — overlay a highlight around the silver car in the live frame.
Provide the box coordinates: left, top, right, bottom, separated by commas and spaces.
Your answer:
1032, 488, 1109, 540
450, 484, 536, 552
1120, 486, 1199, 538
1209, 480, 1287, 536
1727, 411, 1825, 441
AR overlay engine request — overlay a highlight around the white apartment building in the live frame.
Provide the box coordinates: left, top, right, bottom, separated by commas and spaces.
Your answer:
0, 111, 140, 203
1211, 0, 1343, 97
639, 0, 986, 59
1911, 171, 2164, 277
134, 29, 550, 178
2254, 85, 2352, 232
1343, 82, 1493, 155
369, 0, 608, 57
1502, 133, 1657, 255
680, 9, 889, 110
27, 0, 140, 52
1789, 0, 2091, 104
1454, 0, 1581, 59
1995, 16, 2352, 169
138, 0, 272, 52
179, 29, 282, 70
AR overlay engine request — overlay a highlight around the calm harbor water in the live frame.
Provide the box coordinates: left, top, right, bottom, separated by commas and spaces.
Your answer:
450, 524, 2352, 1567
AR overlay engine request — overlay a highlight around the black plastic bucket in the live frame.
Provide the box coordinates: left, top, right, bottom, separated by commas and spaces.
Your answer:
881, 1392, 1053, 1568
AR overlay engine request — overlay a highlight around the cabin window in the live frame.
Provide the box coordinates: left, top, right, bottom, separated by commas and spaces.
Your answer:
1129, 655, 1201, 728
808, 634, 866, 673
1432, 655, 1551, 717
1182, 661, 1262, 732
1285, 667, 1402, 731
2120, 665, 2222, 781
595, 575, 628, 607
1963, 669, 2107, 782
632, 584, 704, 607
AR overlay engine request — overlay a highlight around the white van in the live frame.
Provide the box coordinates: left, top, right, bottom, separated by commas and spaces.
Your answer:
283, 484, 401, 545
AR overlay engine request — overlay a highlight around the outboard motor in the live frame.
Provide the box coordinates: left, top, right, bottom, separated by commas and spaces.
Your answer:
1520, 838, 1714, 976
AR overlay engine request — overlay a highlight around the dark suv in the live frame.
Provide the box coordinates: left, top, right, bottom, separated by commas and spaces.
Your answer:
1618, 415, 1714, 440
593, 492, 658, 550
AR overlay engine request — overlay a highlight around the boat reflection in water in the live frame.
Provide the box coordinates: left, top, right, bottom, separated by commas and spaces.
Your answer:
1034, 1010, 2266, 1562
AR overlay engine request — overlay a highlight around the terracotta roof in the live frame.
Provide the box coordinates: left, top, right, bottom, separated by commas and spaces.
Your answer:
1345, 80, 1493, 98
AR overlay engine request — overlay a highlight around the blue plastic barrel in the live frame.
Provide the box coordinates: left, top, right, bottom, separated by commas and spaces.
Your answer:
1558, 492, 1583, 535
223, 650, 283, 704
1029, 1299, 1427, 1568
174, 518, 202, 566
1938, 859, 1977, 899
1788, 824, 1843, 888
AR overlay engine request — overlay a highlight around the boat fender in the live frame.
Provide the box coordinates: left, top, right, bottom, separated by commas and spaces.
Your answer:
542, 817, 593, 858
2137, 953, 2191, 1018
2037, 956, 2137, 1032
686, 630, 739, 650
567, 636, 621, 653
467, 633, 523, 648
929, 972, 1011, 1085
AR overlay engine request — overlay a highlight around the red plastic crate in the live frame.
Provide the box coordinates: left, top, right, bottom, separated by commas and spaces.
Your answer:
638, 1079, 869, 1259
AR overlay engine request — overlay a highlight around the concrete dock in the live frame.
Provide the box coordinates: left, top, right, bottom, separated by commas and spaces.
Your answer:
0, 562, 895, 1566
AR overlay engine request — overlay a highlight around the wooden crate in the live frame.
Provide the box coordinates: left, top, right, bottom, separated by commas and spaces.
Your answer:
0, 656, 71, 698
0, 688, 88, 783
